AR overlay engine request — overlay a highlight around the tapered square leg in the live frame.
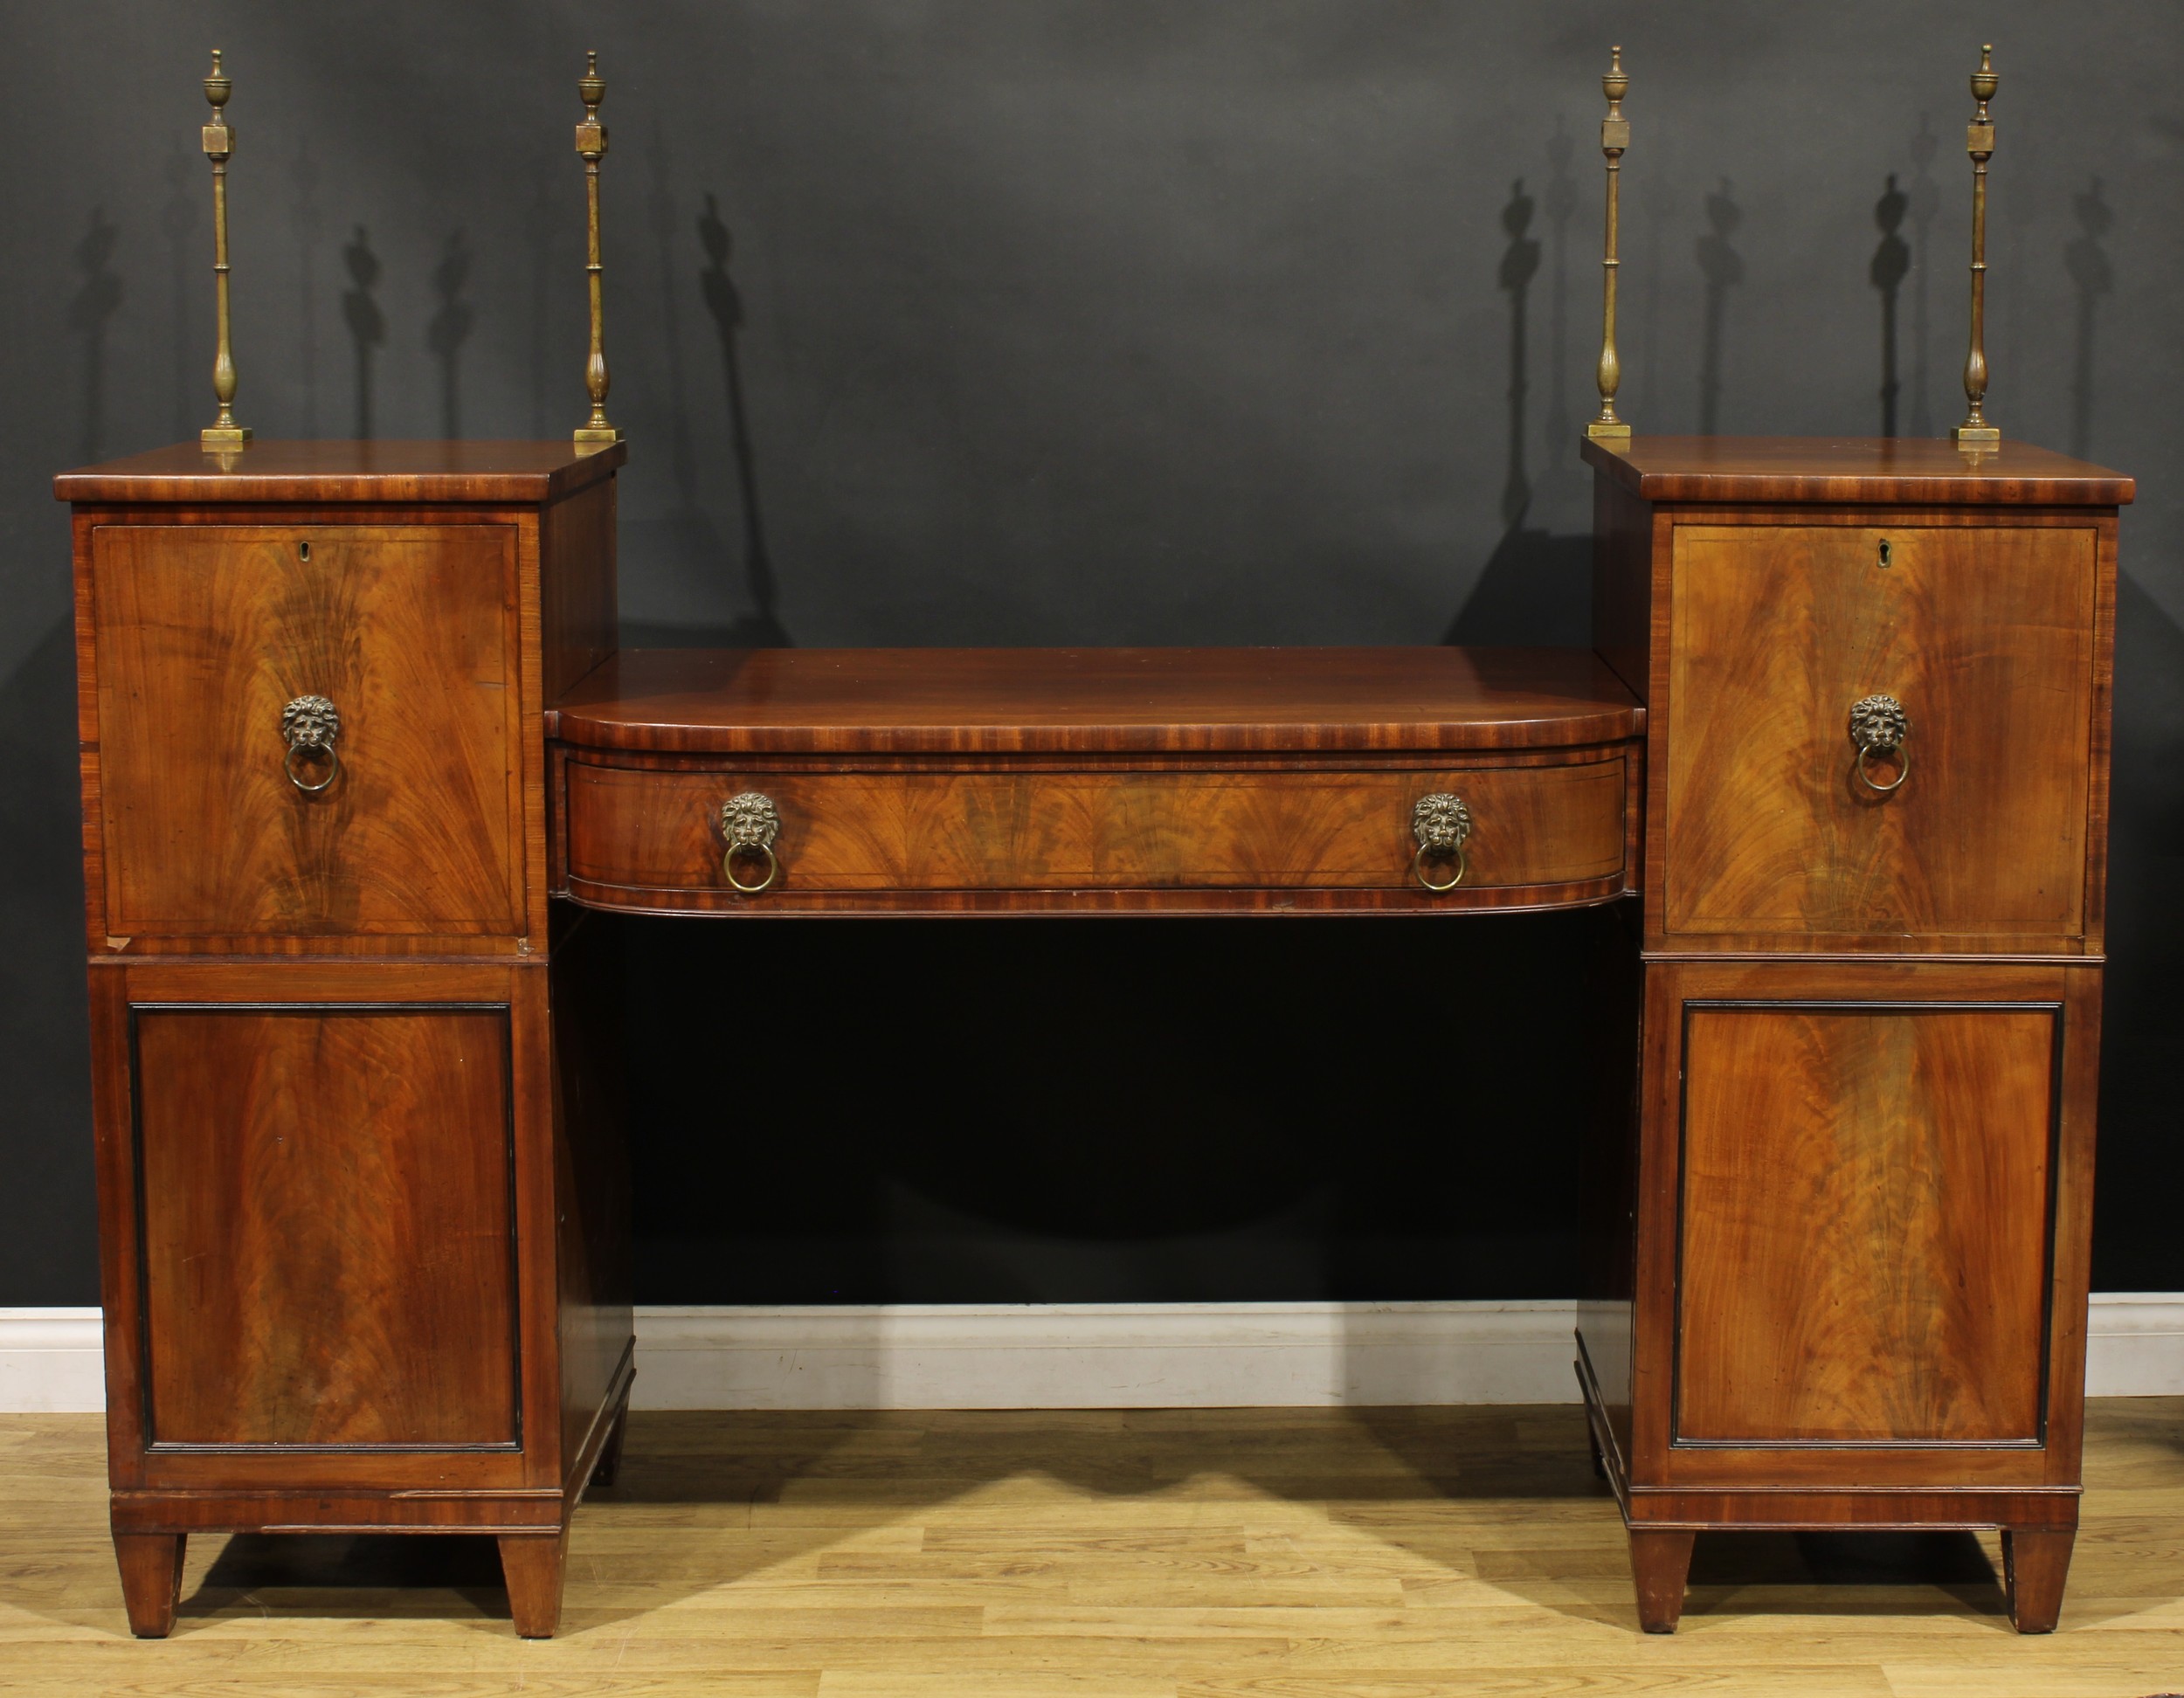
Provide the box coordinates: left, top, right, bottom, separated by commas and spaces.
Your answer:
2002, 1529, 2075, 1633
114, 1532, 186, 1638
499, 1531, 570, 1639
1628, 1529, 1696, 1633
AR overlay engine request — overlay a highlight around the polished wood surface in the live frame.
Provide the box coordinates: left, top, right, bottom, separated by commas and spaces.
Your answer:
560, 752, 1629, 910
1582, 434, 2136, 507
88, 523, 525, 939
1675, 1002, 2056, 1445
1664, 523, 2098, 943
53, 438, 626, 506
550, 646, 1645, 754
134, 1004, 518, 1448
5, 1403, 2183, 1685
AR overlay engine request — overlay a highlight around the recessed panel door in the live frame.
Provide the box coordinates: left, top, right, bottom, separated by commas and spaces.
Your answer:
132, 1004, 518, 1448
1675, 1000, 2057, 1446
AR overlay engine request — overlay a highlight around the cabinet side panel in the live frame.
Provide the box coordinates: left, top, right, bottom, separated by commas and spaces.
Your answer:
1675, 1002, 2056, 1446
549, 910, 633, 1482
541, 480, 618, 704
134, 1005, 519, 1447
1591, 473, 1655, 704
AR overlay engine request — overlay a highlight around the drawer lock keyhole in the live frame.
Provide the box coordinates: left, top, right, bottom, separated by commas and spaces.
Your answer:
298, 541, 311, 563
1877, 539, 1891, 569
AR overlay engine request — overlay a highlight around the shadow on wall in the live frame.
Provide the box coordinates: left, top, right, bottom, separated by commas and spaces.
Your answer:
2065, 177, 2112, 461
0, 623, 96, 1303
1871, 175, 1910, 438
1906, 114, 1939, 438
427, 231, 475, 438
161, 140, 197, 442
2091, 574, 2184, 1291
68, 209, 123, 466
1695, 180, 1743, 436
292, 139, 321, 436
621, 134, 789, 647
342, 225, 384, 440
1445, 169, 1588, 648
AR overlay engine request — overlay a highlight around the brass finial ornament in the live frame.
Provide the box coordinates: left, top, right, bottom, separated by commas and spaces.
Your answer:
572, 51, 621, 449
199, 51, 251, 450
1952, 45, 2001, 449
1586, 46, 1632, 444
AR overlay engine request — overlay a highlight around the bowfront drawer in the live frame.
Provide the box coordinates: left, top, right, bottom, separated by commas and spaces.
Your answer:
558, 753, 1631, 912
1663, 523, 2098, 944
89, 524, 525, 939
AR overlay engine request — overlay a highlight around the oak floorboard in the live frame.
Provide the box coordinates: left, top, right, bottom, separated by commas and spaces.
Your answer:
2, 1402, 2180, 1697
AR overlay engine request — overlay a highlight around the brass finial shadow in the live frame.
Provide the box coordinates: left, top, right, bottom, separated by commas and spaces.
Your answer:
1952, 45, 2001, 449
1586, 46, 1632, 445
573, 51, 621, 450
199, 50, 251, 450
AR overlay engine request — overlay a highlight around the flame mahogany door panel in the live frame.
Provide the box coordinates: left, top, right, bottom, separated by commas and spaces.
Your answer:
1663, 523, 2097, 943
1674, 996, 2059, 1448
130, 1000, 519, 1450
89, 523, 524, 940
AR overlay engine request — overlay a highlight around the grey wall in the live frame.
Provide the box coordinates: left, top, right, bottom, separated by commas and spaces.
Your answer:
4, 1, 2179, 1303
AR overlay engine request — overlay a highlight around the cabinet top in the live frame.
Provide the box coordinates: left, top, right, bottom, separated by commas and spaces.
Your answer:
1581, 436, 2133, 507
53, 439, 626, 506
549, 645, 1643, 754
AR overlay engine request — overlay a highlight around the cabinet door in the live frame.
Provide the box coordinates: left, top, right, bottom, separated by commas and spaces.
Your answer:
1674, 997, 2058, 1446
130, 1002, 519, 1448
92, 524, 523, 938
1664, 524, 2097, 942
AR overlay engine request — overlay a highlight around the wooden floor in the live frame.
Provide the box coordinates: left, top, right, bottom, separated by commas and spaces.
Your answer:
4, 1401, 2182, 1696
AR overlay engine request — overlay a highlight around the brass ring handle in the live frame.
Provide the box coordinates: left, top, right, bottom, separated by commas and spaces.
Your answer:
1412, 792, 1472, 893
1849, 694, 1911, 794
719, 791, 782, 894
280, 694, 342, 794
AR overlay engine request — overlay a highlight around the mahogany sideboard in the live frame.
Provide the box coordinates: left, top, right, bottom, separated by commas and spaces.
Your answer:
55, 433, 2130, 1638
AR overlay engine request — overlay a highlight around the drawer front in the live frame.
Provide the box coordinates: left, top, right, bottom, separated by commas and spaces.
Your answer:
92, 525, 523, 938
563, 756, 1627, 903
1664, 524, 2097, 941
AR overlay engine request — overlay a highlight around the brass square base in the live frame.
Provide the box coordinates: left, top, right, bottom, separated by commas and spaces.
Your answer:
1586, 420, 1633, 445
1952, 424, 2001, 449
199, 426, 252, 450
573, 427, 624, 452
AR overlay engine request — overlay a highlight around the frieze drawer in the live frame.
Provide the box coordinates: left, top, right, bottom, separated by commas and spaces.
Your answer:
556, 752, 1633, 915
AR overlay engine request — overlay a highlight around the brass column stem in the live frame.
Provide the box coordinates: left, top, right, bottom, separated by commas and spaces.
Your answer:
1952, 45, 2000, 448
573, 51, 621, 448
200, 51, 250, 450
1586, 46, 1632, 444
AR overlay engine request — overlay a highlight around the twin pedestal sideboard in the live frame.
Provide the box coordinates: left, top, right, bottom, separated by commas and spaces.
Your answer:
56, 434, 2130, 1637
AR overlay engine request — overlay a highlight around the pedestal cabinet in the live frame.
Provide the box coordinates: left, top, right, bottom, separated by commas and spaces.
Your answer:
59, 443, 635, 1639
1577, 438, 2130, 1632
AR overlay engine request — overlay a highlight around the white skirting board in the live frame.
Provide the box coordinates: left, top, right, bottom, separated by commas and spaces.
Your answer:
6, 1296, 2183, 1413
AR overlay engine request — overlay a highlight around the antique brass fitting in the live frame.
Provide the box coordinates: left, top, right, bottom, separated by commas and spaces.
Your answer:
1586, 46, 1633, 445
573, 51, 621, 449
1952, 45, 2001, 450
199, 50, 251, 451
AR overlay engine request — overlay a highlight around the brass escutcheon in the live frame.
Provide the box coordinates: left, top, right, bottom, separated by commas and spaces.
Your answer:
1849, 693, 1911, 793
279, 694, 341, 793
719, 790, 781, 894
1412, 792, 1473, 892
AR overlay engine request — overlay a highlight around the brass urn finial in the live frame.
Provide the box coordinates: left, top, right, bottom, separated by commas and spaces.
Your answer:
1586, 45, 1633, 445
199, 49, 251, 450
572, 50, 621, 449
1952, 45, 2001, 449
